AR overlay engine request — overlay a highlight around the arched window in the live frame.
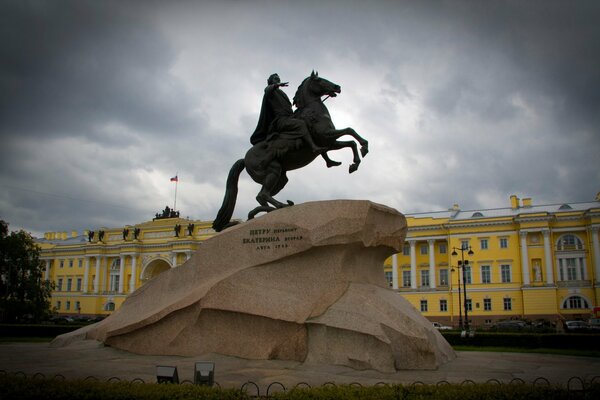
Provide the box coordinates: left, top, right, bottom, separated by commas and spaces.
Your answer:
104, 301, 115, 311
562, 296, 589, 309
471, 212, 484, 218
558, 204, 573, 210
556, 234, 583, 251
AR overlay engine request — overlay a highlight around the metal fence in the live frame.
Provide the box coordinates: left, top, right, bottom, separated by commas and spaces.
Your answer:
2, 370, 599, 398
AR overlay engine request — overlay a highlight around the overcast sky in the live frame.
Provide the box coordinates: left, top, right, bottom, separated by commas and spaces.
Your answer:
1, 0, 599, 237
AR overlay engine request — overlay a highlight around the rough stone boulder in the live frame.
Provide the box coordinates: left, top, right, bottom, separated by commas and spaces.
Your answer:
53, 200, 455, 371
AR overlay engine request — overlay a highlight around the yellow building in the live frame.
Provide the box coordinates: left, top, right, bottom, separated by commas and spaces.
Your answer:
384, 195, 600, 327
39, 195, 600, 326
37, 209, 216, 317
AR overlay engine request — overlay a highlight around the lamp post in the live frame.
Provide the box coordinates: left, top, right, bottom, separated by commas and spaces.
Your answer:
451, 266, 463, 330
452, 244, 474, 333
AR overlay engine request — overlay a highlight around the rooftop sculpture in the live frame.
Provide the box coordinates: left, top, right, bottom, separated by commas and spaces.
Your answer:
212, 71, 368, 232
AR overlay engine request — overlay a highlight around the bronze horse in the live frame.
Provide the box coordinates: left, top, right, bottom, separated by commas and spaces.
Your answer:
212, 72, 368, 232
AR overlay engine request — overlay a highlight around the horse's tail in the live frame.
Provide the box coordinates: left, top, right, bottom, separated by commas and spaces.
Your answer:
212, 159, 245, 232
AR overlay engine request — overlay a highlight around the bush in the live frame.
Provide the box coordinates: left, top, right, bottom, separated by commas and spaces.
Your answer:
441, 331, 600, 351
1, 376, 598, 400
0, 323, 84, 338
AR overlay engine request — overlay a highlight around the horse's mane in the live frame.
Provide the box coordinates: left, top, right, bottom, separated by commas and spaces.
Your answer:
293, 76, 311, 108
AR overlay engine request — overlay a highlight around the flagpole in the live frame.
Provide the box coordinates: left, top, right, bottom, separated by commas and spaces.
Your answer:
173, 172, 178, 212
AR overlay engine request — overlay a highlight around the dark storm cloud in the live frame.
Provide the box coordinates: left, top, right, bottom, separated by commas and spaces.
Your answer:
0, 0, 198, 140
0, 0, 599, 236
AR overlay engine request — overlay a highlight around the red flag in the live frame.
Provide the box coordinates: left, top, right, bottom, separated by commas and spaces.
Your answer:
170, 176, 178, 182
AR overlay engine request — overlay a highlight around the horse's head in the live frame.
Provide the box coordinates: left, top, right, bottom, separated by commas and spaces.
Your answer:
293, 71, 341, 108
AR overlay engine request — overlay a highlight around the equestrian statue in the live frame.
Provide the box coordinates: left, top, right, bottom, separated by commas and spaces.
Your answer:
212, 71, 368, 232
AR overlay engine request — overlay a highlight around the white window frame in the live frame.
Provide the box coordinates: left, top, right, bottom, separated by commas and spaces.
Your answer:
421, 270, 430, 287
483, 298, 492, 311
439, 299, 448, 312
439, 269, 448, 286
481, 265, 491, 284
420, 299, 428, 312
500, 264, 512, 283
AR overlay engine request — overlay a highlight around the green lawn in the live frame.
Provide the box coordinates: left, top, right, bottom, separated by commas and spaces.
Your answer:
454, 345, 600, 357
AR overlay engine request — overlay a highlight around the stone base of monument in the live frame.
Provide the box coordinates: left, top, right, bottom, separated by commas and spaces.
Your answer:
53, 200, 455, 372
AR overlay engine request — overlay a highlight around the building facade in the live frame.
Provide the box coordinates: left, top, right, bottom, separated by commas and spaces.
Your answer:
37, 210, 215, 317
383, 195, 600, 327
39, 195, 600, 325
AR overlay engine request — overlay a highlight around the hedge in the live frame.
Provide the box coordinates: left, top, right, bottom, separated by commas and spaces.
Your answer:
1, 376, 598, 400
441, 331, 600, 350
0, 324, 83, 338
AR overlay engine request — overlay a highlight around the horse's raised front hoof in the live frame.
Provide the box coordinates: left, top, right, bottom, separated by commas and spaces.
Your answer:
349, 163, 359, 173
360, 145, 369, 157
326, 160, 342, 168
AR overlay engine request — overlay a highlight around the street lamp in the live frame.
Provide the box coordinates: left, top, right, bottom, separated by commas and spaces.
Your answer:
451, 266, 463, 330
452, 244, 474, 333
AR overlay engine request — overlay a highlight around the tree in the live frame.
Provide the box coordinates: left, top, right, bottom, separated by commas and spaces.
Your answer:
0, 220, 53, 322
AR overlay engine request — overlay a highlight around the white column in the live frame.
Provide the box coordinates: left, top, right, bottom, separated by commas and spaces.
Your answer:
592, 227, 600, 284
44, 260, 51, 280
129, 255, 137, 293
428, 239, 436, 289
520, 232, 530, 285
542, 230, 554, 285
83, 257, 90, 293
171, 253, 177, 268
93, 257, 100, 293
392, 254, 399, 290
409, 240, 417, 289
185, 251, 192, 261
118, 255, 125, 294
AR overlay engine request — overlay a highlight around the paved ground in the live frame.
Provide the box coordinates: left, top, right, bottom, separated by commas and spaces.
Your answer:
1, 340, 600, 392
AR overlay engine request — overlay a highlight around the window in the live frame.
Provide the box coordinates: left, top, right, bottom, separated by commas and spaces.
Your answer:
567, 259, 577, 280
440, 299, 448, 312
76, 278, 82, 291
480, 239, 488, 250
402, 271, 411, 287
499, 238, 508, 248
57, 278, 63, 291
109, 259, 121, 292
66, 278, 72, 292
503, 298, 512, 311
562, 296, 590, 309
557, 234, 583, 251
69, 260, 73, 268
558, 258, 586, 281
59, 260, 64, 268
403, 245, 410, 256
483, 298, 492, 311
420, 244, 428, 255
439, 243, 447, 254
461, 240, 469, 250
384, 271, 393, 287
66, 301, 71, 310
439, 269, 448, 286
465, 299, 472, 311
75, 301, 81, 311
105, 302, 115, 311
421, 270, 430, 287
78, 259, 83, 268
56, 301, 61, 310
420, 300, 428, 312
501, 265, 511, 283
481, 265, 491, 284
463, 266, 472, 284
